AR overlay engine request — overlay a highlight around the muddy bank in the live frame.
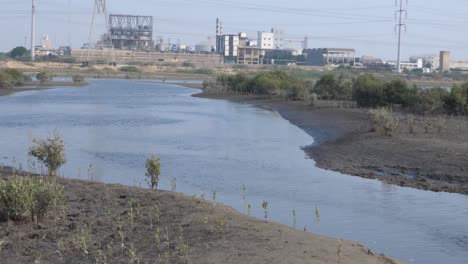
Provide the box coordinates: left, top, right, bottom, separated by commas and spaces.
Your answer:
194, 92, 468, 195
0, 173, 400, 264
0, 81, 89, 97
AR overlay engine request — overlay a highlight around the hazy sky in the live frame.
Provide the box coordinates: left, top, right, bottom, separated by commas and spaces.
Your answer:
1, 0, 467, 60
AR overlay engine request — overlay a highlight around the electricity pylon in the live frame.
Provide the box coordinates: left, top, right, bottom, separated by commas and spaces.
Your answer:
31, 0, 36, 61
395, 0, 408, 73
86, 0, 115, 65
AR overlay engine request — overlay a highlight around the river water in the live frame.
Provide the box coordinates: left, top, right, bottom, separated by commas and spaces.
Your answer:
0, 79, 467, 264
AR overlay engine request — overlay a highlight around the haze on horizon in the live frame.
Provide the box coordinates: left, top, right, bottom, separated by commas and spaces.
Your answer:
1, 0, 467, 61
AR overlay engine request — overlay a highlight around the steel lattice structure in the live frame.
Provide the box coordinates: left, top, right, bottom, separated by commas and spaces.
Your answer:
109, 14, 154, 51
87, 0, 115, 63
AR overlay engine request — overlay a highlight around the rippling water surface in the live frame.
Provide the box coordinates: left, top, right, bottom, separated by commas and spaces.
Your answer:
0, 79, 467, 264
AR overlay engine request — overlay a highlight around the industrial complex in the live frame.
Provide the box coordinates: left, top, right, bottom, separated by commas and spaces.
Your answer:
28, 1, 468, 73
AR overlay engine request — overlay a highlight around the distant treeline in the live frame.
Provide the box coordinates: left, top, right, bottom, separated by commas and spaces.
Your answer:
204, 71, 468, 115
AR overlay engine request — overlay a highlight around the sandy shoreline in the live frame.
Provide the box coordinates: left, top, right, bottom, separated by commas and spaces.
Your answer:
194, 92, 468, 195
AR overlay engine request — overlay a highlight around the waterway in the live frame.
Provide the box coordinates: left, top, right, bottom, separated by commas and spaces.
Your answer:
0, 79, 467, 264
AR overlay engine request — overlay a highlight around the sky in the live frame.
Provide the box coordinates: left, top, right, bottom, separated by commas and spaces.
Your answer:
1, 0, 467, 60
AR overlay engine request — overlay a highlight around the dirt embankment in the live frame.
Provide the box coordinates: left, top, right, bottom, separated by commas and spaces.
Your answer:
194, 92, 468, 195
0, 171, 401, 264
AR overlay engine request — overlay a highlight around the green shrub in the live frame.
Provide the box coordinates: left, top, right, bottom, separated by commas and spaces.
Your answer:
407, 88, 447, 114
443, 83, 468, 115
120, 66, 141, 73
145, 156, 161, 190
369, 108, 400, 136
0, 68, 24, 88
352, 74, 385, 107
72, 75, 85, 83
182, 61, 195, 67
314, 74, 352, 100
36, 72, 49, 84
28, 131, 66, 176
0, 176, 63, 222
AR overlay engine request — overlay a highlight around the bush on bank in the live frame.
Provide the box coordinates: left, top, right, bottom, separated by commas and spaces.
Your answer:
0, 176, 63, 222
351, 74, 468, 115
0, 68, 25, 88
205, 71, 314, 101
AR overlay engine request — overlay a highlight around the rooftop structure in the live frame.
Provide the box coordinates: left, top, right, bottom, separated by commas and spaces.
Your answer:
303, 48, 356, 66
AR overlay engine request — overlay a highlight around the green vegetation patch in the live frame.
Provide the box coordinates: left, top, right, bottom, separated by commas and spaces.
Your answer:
0, 68, 25, 88
0, 176, 63, 222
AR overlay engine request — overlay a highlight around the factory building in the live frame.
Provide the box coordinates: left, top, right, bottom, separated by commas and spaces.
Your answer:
410, 55, 439, 71
195, 40, 214, 53
303, 48, 356, 66
109, 14, 154, 51
216, 34, 240, 64
258, 31, 275, 50
440, 51, 451, 72
237, 47, 261, 65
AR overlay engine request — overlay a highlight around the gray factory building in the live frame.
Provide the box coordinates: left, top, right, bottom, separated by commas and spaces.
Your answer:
109, 14, 154, 51
303, 48, 356, 66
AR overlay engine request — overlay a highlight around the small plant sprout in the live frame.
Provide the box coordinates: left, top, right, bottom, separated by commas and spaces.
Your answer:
337, 239, 343, 263
241, 184, 246, 202
145, 156, 161, 190
128, 244, 138, 264
178, 225, 189, 264
87, 163, 95, 181
203, 216, 209, 224
171, 178, 177, 192
315, 206, 320, 226
164, 227, 170, 263
407, 114, 417, 135
77, 224, 91, 255
155, 227, 161, 248
106, 208, 112, 224
212, 191, 217, 207
129, 198, 135, 229
136, 202, 141, 217
292, 209, 297, 229
155, 205, 161, 223
262, 200, 268, 221
28, 130, 66, 176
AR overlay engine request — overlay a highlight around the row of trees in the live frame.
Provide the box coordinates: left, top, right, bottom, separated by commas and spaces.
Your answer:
205, 71, 313, 101
350, 74, 468, 115
205, 71, 468, 115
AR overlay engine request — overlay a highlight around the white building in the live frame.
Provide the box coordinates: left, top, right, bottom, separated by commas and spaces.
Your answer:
258, 31, 274, 50
410, 55, 439, 71
388, 58, 423, 71
272, 29, 285, 49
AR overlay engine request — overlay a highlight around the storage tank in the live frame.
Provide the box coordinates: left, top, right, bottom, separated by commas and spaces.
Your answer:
195, 41, 213, 53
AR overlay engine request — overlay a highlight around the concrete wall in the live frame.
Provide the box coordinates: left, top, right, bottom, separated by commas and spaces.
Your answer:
70, 49, 223, 66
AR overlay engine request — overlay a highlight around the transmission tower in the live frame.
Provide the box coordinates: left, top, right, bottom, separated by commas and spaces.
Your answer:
86, 0, 115, 64
31, 0, 36, 61
395, 0, 408, 73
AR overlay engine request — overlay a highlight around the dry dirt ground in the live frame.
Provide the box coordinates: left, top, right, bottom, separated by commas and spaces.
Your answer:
0, 173, 401, 264
195, 93, 468, 195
